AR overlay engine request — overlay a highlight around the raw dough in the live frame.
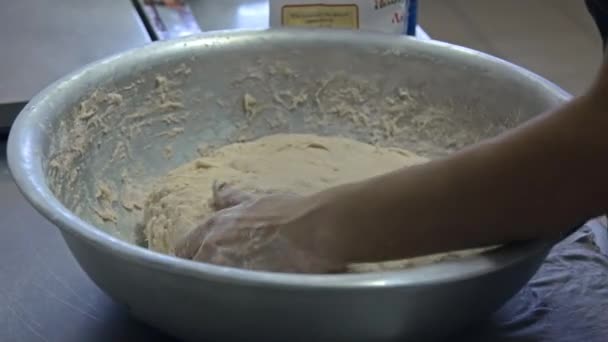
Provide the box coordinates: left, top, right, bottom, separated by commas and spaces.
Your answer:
142, 133, 426, 254
142, 133, 493, 272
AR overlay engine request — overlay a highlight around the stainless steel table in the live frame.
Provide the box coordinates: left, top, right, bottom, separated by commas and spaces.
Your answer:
0, 138, 175, 341
0, 4, 152, 334
0, 0, 151, 129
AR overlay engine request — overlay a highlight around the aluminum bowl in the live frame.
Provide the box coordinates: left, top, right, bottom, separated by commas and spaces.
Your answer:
7, 29, 569, 341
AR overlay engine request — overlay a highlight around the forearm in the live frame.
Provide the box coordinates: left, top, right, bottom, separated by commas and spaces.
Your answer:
325, 94, 608, 262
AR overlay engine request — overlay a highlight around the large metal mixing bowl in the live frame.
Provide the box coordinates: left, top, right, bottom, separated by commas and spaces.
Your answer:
8, 30, 569, 341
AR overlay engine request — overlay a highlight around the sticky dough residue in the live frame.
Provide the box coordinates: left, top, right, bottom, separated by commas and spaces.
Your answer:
142, 133, 497, 272
46, 64, 193, 240
45, 56, 511, 263
143, 133, 428, 255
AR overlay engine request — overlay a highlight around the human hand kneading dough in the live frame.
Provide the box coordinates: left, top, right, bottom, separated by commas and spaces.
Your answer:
176, 76, 608, 273
175, 182, 345, 273
176, 5, 608, 274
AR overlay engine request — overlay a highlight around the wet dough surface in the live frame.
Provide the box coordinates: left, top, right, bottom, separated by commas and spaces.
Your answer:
143, 134, 426, 253
142, 133, 492, 271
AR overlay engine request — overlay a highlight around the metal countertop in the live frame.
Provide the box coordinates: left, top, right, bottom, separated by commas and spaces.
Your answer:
0, 0, 151, 128
0, 137, 175, 341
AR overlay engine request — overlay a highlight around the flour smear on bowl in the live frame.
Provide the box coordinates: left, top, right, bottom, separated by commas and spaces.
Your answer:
46, 58, 507, 273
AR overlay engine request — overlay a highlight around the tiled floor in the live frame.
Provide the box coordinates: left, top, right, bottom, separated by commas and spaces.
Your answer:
419, 0, 604, 95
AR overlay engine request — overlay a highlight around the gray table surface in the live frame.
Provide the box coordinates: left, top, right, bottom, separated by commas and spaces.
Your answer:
0, 137, 174, 341
0, 0, 151, 128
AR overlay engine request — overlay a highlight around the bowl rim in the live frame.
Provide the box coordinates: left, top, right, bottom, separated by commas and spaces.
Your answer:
7, 29, 565, 289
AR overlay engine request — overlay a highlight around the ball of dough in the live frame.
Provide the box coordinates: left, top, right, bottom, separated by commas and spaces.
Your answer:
142, 133, 427, 255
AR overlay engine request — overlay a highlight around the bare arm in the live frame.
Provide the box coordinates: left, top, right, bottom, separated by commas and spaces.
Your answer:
318, 90, 608, 262
176, 60, 608, 273
301, 58, 608, 263
176, 61, 608, 272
